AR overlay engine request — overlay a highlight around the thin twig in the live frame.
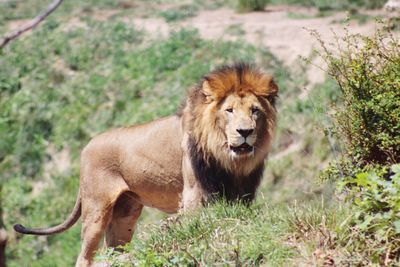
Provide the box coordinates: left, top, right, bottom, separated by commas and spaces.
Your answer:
0, 0, 64, 49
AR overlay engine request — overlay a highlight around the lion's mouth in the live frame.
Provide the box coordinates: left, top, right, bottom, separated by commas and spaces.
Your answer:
230, 143, 253, 155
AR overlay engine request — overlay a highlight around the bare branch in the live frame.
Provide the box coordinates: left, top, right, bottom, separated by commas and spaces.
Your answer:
0, 0, 64, 49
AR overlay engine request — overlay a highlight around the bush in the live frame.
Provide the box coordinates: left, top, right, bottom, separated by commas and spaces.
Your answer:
317, 24, 400, 264
337, 164, 400, 263
317, 26, 400, 166
236, 0, 269, 12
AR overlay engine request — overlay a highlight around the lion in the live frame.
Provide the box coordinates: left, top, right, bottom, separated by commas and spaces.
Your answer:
14, 63, 278, 267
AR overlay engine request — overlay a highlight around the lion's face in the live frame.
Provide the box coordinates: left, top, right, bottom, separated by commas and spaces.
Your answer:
219, 93, 266, 158
184, 63, 277, 174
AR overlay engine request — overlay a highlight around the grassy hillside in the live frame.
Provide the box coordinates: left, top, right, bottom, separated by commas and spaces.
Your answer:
0, 0, 398, 266
98, 200, 357, 266
0, 29, 279, 267
0, 5, 297, 267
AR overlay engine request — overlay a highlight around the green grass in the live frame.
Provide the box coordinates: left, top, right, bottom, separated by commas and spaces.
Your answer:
225, 24, 246, 36
287, 12, 319, 19
97, 200, 354, 266
236, 0, 269, 13
0, 0, 230, 27
159, 5, 199, 22
0, 0, 118, 21
270, 0, 387, 10
331, 12, 382, 25
127, 202, 294, 266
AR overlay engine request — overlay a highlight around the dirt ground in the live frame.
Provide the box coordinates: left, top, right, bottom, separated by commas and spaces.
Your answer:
122, 5, 397, 87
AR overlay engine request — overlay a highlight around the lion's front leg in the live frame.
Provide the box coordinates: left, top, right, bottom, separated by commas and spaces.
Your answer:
180, 153, 206, 212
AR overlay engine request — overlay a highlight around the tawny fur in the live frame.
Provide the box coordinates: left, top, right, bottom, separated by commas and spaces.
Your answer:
14, 63, 278, 267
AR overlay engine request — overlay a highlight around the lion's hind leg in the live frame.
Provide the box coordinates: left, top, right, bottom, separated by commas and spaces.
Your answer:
76, 169, 129, 267
105, 191, 143, 249
77, 201, 112, 267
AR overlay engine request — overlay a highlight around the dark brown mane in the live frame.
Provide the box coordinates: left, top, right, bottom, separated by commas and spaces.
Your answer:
188, 136, 264, 203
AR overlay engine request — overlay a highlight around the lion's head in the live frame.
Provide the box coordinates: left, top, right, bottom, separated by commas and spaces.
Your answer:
182, 63, 278, 177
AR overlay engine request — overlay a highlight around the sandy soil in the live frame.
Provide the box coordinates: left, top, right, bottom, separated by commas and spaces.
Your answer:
120, 5, 397, 87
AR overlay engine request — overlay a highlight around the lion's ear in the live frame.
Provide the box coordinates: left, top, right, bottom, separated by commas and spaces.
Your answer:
255, 74, 278, 97
202, 80, 215, 103
263, 76, 278, 106
267, 77, 278, 95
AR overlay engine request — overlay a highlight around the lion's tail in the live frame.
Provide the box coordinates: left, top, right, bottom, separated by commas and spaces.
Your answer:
14, 190, 81, 235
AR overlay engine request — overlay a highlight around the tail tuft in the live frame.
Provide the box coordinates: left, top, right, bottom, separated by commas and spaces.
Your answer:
14, 224, 28, 234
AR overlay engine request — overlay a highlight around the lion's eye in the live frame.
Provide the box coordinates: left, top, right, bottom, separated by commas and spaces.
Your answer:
225, 108, 233, 113
251, 107, 259, 114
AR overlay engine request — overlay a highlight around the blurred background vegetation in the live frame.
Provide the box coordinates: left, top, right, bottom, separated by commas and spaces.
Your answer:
0, 0, 398, 266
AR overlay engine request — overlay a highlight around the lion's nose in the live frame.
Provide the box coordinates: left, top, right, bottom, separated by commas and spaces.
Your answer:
236, 129, 254, 138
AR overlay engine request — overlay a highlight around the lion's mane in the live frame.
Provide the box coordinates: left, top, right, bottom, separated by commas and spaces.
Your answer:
180, 63, 278, 201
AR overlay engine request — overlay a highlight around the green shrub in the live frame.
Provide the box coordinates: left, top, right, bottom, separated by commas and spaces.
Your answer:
337, 164, 400, 263
317, 24, 400, 264
236, 0, 268, 12
317, 26, 400, 166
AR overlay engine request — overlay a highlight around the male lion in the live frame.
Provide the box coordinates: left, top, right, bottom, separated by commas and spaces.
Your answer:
14, 63, 278, 267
